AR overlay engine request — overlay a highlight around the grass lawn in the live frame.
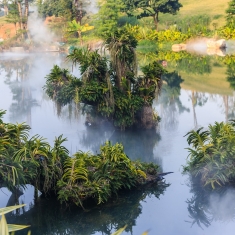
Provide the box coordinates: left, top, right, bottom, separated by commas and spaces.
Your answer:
179, 0, 229, 17
159, 0, 230, 29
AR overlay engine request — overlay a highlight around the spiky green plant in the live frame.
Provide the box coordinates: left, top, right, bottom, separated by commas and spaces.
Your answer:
0, 110, 161, 208
183, 121, 235, 188
57, 141, 159, 207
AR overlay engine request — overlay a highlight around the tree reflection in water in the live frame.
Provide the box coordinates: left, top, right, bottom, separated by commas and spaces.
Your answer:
186, 176, 235, 229
8, 182, 169, 235
158, 71, 189, 130
225, 58, 235, 120
79, 123, 162, 165
1, 57, 38, 125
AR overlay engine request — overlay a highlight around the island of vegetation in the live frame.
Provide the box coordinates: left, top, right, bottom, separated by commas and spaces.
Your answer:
0, 110, 165, 208
1, 0, 235, 229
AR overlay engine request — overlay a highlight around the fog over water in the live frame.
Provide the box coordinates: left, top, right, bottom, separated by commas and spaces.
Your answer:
1, 51, 235, 234
1, 10, 235, 233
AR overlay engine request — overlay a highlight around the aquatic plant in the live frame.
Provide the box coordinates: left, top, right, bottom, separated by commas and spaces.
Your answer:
57, 141, 160, 207
183, 121, 235, 189
44, 29, 165, 130
0, 109, 69, 194
0, 110, 161, 208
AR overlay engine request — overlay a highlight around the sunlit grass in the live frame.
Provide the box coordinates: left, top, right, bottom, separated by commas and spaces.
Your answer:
159, 0, 230, 29
179, 0, 229, 17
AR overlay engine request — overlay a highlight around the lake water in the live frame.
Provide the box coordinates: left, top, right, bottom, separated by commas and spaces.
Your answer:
1, 50, 235, 235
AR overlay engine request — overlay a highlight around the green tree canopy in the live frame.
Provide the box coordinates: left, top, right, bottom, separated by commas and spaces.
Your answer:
123, 0, 182, 30
95, 0, 124, 38
38, 0, 89, 23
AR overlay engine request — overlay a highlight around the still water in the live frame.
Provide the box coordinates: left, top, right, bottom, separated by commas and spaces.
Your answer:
0, 51, 235, 234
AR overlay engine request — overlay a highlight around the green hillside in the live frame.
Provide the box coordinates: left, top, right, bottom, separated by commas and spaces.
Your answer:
179, 0, 229, 17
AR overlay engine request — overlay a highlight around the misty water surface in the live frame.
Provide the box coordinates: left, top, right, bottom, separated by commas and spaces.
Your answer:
1, 51, 235, 235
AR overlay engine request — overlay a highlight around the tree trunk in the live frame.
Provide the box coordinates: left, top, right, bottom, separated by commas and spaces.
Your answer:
140, 105, 156, 129
74, 0, 83, 24
223, 95, 228, 122
153, 11, 159, 31
191, 91, 198, 128
14, 23, 17, 35
24, 0, 29, 30
17, 1, 23, 30
4, 5, 8, 15
78, 31, 83, 45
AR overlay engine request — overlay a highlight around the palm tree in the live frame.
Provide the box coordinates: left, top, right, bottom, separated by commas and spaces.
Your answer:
105, 28, 138, 90
66, 20, 94, 45
44, 65, 72, 100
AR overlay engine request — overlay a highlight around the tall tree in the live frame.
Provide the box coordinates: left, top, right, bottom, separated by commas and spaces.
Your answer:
123, 0, 182, 31
0, 0, 9, 15
73, 0, 90, 24
105, 28, 138, 90
66, 19, 94, 45
95, 0, 124, 37
6, 2, 19, 35
5, 0, 32, 32
38, 0, 89, 23
23, 0, 29, 30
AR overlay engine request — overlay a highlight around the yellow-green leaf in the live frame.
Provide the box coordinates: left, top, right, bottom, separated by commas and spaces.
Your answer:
8, 224, 30, 232
0, 204, 26, 216
0, 214, 9, 235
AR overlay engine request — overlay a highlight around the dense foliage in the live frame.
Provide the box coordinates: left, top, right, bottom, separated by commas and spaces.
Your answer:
171, 15, 212, 36
0, 204, 30, 235
95, 0, 124, 38
123, 0, 182, 31
38, 0, 89, 23
0, 110, 68, 193
125, 24, 189, 42
2, 0, 32, 38
57, 141, 159, 207
183, 121, 235, 189
45, 29, 164, 130
0, 110, 161, 207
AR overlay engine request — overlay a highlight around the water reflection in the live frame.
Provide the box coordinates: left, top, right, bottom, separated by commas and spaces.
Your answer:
8, 182, 169, 235
0, 53, 68, 124
158, 71, 189, 130
2, 51, 235, 234
0, 57, 35, 125
80, 124, 162, 165
186, 177, 235, 229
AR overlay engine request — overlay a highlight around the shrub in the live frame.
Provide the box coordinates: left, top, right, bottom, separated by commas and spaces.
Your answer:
183, 121, 235, 189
